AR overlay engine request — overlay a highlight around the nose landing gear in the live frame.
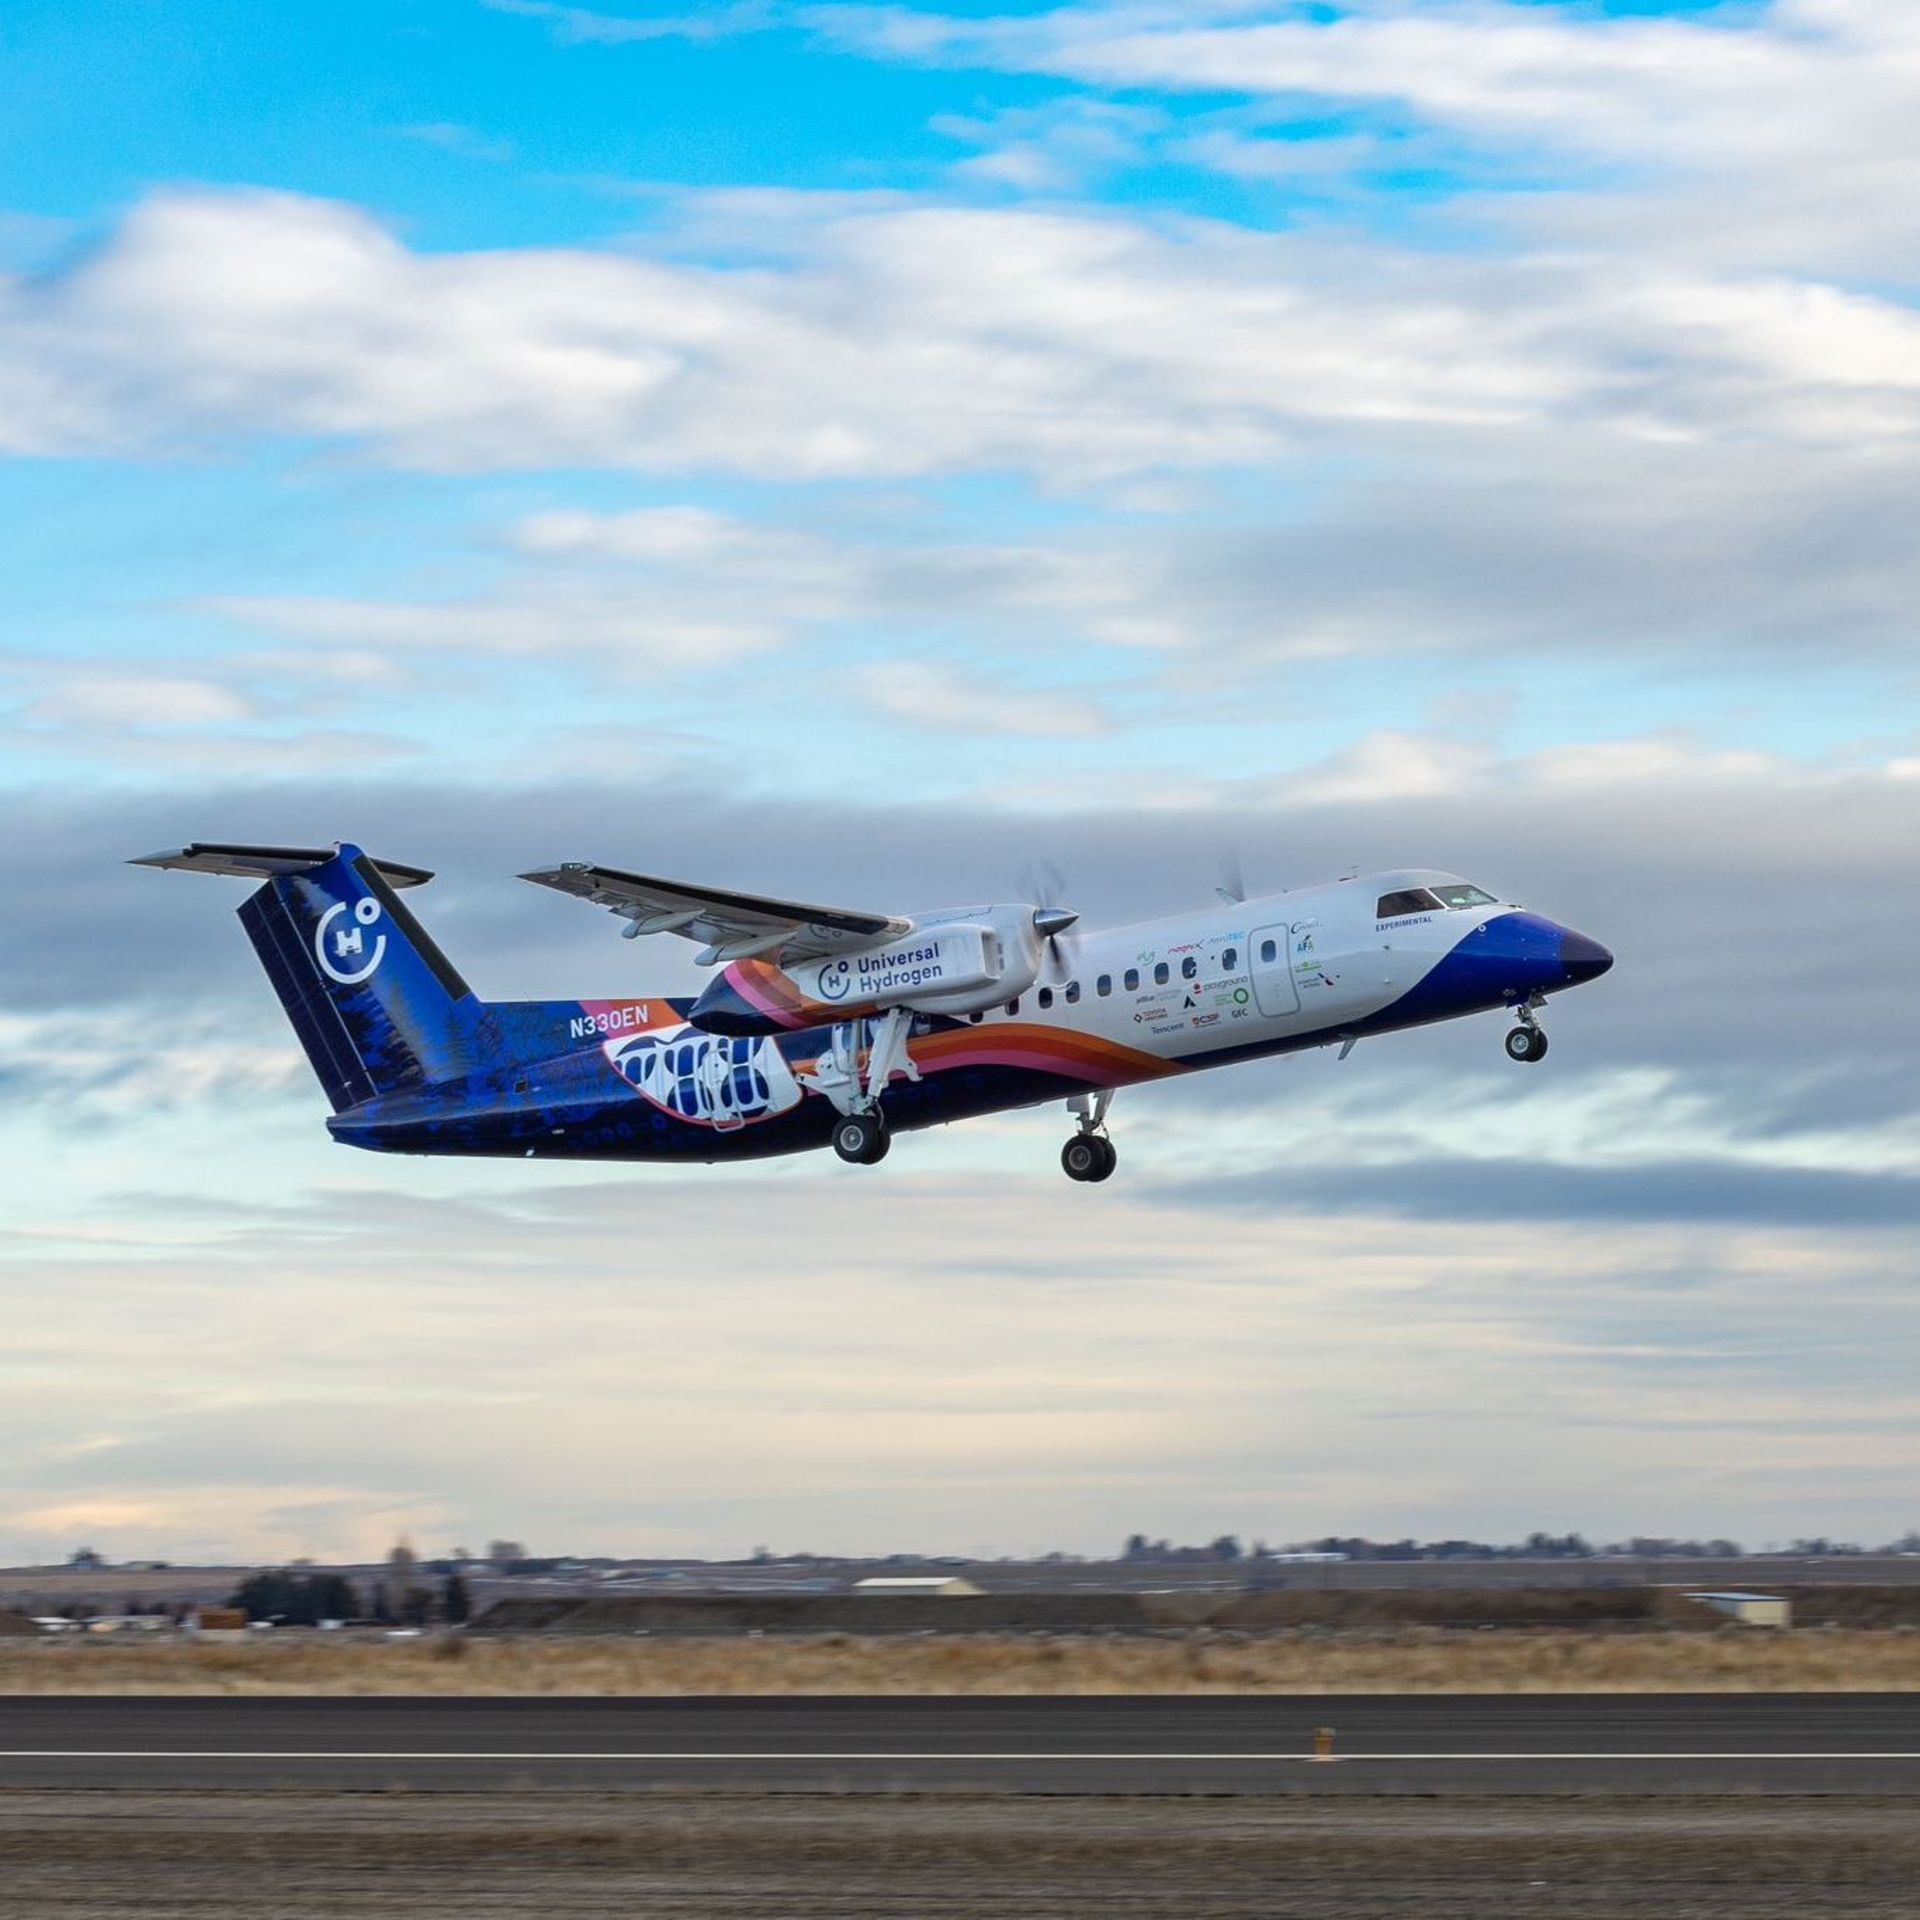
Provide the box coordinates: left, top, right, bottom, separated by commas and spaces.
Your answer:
1062, 1090, 1117, 1182
1505, 997, 1549, 1063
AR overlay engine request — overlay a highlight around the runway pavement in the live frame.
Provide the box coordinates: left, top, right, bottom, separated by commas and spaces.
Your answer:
2, 1694, 1919, 1792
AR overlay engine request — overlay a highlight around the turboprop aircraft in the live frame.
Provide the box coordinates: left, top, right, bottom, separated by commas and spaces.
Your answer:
134, 842, 1611, 1181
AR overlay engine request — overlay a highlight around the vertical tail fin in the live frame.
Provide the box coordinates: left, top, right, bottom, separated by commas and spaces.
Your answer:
135, 842, 485, 1110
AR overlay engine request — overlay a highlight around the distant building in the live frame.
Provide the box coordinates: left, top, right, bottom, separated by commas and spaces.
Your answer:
851, 1576, 984, 1597
1688, 1591, 1792, 1628
186, 1606, 250, 1640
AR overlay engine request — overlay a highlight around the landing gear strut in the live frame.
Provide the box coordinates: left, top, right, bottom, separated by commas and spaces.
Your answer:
1505, 997, 1549, 1064
1062, 1090, 1117, 1182
823, 1007, 919, 1166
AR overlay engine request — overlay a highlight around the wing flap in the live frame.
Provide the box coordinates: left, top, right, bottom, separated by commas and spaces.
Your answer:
520, 862, 912, 961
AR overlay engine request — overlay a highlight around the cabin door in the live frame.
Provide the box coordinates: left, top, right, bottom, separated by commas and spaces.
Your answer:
1249, 925, 1301, 1020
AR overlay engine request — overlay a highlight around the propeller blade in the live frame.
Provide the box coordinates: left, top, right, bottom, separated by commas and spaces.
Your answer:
1216, 847, 1246, 905
1022, 857, 1068, 912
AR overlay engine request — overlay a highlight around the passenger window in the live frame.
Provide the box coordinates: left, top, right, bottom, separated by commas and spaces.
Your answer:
1222, 947, 1237, 971
1123, 968, 1139, 991
1153, 962, 1169, 986
1097, 974, 1112, 997
1181, 956, 1198, 980
1038, 987, 1054, 1010
1260, 939, 1276, 963
1065, 981, 1081, 1004
1377, 889, 1441, 918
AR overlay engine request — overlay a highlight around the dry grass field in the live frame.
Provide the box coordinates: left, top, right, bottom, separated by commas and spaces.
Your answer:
4, 1628, 1920, 1694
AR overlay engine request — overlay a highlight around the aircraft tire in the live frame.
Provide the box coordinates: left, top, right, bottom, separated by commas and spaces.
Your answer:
833, 1111, 888, 1164
1504, 1025, 1548, 1063
1062, 1135, 1111, 1182
1086, 1137, 1117, 1182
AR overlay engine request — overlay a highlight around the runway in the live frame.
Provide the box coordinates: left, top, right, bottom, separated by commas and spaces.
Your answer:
3, 1694, 1919, 1792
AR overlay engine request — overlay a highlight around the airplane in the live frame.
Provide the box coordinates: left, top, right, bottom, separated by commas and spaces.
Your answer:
134, 841, 1612, 1181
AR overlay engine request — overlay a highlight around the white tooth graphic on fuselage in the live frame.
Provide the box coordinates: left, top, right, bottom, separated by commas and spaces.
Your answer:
605, 1027, 802, 1129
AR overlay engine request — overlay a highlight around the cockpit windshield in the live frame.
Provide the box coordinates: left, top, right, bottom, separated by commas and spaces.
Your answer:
1377, 882, 1500, 919
1376, 889, 1440, 918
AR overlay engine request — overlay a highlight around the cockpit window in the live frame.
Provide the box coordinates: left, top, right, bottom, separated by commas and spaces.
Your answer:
1376, 888, 1442, 919
1430, 883, 1498, 910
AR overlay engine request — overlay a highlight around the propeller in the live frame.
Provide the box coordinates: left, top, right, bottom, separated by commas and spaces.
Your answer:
1216, 846, 1247, 906
1021, 858, 1079, 982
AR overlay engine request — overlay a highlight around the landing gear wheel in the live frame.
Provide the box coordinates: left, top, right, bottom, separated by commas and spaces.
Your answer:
833, 1110, 890, 1165
1504, 1025, 1549, 1063
1062, 1135, 1117, 1183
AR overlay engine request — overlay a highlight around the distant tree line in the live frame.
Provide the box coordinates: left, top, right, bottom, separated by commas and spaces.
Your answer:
1118, 1530, 1920, 1564
227, 1571, 361, 1625
225, 1567, 471, 1626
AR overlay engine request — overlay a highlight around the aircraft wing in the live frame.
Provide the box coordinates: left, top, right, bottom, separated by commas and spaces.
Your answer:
520, 862, 914, 963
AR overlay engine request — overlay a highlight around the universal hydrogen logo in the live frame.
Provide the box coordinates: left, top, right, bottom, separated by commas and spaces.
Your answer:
315, 895, 387, 985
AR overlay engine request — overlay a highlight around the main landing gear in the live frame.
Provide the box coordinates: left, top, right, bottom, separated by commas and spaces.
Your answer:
1062, 1090, 1117, 1183
832, 1108, 890, 1165
825, 1007, 918, 1166
1505, 997, 1550, 1064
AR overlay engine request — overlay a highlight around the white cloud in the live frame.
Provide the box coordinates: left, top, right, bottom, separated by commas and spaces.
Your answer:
203, 588, 781, 670
392, 121, 516, 165
815, 1, 1920, 278
5, 1169, 1918, 1559
28, 675, 257, 729
199, 504, 1186, 678
864, 660, 1110, 736
9, 186, 1920, 487
482, 0, 773, 48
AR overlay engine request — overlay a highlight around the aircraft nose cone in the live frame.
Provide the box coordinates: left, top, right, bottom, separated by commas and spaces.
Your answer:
1559, 929, 1613, 985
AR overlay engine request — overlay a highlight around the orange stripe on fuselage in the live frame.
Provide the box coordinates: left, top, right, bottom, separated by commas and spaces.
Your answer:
906, 1022, 1181, 1087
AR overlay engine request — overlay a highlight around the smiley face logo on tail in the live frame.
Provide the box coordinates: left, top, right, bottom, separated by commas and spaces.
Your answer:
315, 895, 387, 985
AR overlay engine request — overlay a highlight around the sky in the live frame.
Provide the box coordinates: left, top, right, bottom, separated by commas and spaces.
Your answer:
1, 0, 1917, 1566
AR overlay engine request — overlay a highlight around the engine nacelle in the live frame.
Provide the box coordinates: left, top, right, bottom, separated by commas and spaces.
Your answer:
689, 906, 1046, 1036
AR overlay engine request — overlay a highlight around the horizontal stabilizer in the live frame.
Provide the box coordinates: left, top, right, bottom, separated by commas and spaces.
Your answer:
130, 842, 434, 888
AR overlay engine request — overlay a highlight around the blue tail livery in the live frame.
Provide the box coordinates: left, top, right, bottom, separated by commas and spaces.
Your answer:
135, 842, 1611, 1179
